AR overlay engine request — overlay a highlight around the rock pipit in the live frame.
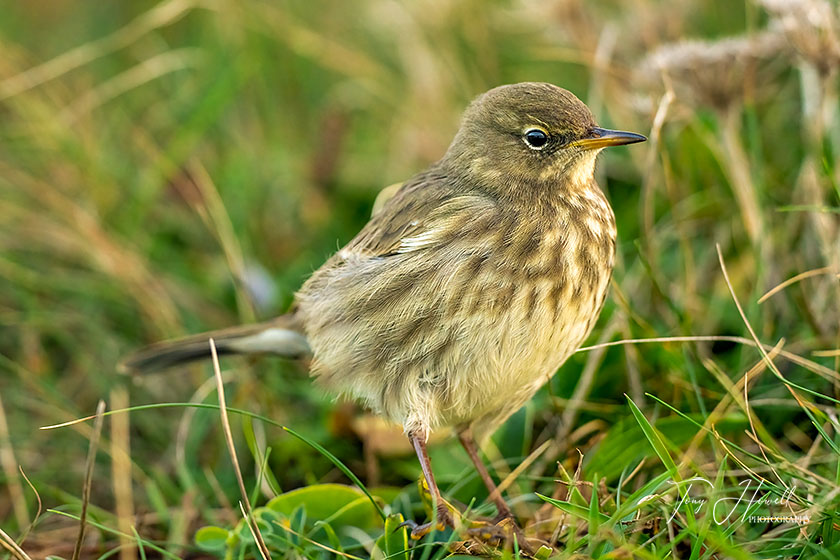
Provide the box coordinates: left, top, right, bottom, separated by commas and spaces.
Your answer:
122, 82, 646, 549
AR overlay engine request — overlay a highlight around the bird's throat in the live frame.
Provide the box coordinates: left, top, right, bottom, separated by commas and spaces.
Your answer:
538, 150, 599, 190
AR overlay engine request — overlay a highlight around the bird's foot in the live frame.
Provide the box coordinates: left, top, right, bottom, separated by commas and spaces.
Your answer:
401, 503, 456, 539
403, 506, 540, 556
465, 513, 535, 556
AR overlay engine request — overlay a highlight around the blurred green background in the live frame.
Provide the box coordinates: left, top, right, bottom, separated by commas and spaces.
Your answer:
1, 0, 839, 558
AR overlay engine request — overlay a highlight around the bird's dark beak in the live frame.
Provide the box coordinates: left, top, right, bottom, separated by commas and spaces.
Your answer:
571, 127, 647, 150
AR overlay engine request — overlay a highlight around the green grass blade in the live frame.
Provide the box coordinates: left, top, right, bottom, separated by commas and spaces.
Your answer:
536, 493, 609, 524
625, 396, 681, 483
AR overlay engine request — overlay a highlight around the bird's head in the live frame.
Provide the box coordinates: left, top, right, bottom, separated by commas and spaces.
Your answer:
443, 82, 645, 197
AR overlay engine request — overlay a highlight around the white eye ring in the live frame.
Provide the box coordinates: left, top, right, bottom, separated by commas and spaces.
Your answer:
523, 127, 549, 150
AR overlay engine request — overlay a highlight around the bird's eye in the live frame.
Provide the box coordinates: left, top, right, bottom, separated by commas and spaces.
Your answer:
523, 128, 549, 149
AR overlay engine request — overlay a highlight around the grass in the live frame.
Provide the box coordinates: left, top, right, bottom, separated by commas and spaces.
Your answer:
1, 0, 839, 558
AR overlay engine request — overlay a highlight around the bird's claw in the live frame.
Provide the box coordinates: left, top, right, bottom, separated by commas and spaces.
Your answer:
402, 500, 536, 555
402, 504, 456, 540
465, 515, 535, 556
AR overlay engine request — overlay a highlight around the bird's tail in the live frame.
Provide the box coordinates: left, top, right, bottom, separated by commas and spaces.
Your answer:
119, 314, 310, 374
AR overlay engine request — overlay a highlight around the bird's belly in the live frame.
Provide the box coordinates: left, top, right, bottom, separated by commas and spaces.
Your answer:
435, 274, 610, 433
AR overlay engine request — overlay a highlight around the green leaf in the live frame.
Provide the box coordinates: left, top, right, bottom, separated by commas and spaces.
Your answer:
588, 480, 601, 535
536, 493, 609, 523
267, 483, 381, 531
372, 513, 409, 560
194, 526, 230, 552
313, 520, 344, 552
533, 545, 553, 559
612, 470, 672, 523
288, 504, 307, 545
588, 410, 746, 480
255, 507, 280, 536
370, 485, 405, 506
284, 425, 387, 521
625, 396, 681, 483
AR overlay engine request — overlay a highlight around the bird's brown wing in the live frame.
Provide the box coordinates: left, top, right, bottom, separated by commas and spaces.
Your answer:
294, 168, 502, 413
341, 169, 498, 260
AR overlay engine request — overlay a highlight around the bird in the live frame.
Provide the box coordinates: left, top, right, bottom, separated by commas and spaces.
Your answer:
121, 82, 646, 547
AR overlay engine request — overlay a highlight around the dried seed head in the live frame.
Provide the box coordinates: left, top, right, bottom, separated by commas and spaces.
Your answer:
760, 0, 840, 76
637, 31, 787, 111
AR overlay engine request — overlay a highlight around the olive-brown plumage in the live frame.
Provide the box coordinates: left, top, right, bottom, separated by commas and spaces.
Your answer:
122, 82, 646, 545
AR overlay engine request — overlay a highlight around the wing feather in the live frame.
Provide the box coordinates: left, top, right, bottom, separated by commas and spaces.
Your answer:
343, 168, 497, 259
